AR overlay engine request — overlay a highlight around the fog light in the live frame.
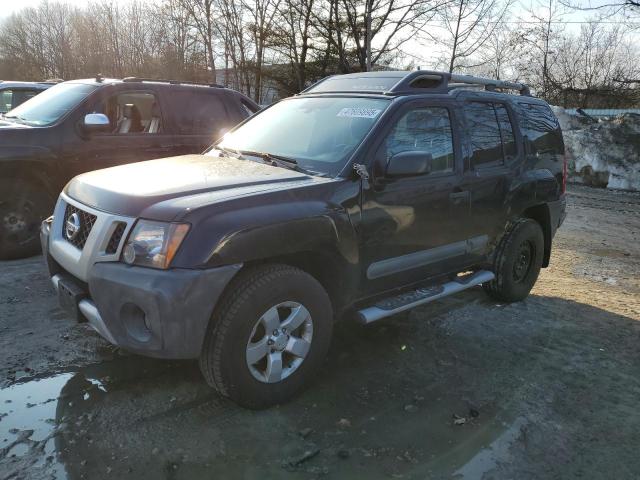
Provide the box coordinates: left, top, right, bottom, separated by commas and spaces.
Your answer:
121, 303, 151, 343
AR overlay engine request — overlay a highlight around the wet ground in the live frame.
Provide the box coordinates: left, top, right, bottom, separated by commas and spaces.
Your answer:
1, 184, 639, 480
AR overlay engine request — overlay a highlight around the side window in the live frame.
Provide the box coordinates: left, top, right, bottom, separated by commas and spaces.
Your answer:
466, 102, 503, 168
91, 92, 160, 135
12, 89, 39, 109
384, 107, 455, 174
494, 104, 516, 158
0, 90, 12, 113
172, 92, 229, 135
519, 103, 563, 154
240, 99, 258, 118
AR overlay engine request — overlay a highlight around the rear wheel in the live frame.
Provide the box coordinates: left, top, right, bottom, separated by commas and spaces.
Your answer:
199, 264, 333, 409
484, 218, 544, 303
0, 179, 53, 260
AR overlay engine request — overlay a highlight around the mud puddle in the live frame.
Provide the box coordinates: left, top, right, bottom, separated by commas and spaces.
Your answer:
0, 320, 523, 480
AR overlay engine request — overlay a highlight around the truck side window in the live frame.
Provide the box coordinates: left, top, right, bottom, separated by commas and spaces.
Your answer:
0, 89, 39, 113
172, 92, 230, 136
384, 107, 454, 174
519, 103, 563, 154
92, 92, 160, 134
466, 102, 503, 168
494, 104, 516, 158
0, 90, 11, 113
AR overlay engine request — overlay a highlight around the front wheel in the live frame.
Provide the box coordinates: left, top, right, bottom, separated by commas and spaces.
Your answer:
483, 218, 544, 303
0, 179, 53, 260
199, 264, 333, 409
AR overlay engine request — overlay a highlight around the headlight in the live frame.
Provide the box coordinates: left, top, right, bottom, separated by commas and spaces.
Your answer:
122, 220, 190, 269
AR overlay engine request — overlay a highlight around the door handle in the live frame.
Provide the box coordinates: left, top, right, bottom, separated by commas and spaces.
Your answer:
449, 190, 470, 206
449, 191, 469, 200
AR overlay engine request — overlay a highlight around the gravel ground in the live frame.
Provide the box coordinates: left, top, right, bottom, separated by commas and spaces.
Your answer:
0, 184, 639, 480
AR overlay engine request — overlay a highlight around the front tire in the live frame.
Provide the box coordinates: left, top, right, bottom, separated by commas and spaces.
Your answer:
484, 218, 544, 303
0, 179, 53, 260
199, 264, 333, 409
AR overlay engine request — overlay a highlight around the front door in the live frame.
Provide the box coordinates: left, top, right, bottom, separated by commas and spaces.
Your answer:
62, 89, 175, 178
360, 101, 479, 296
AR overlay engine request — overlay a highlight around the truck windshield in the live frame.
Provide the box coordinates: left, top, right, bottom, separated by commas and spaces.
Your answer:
212, 96, 390, 176
4, 83, 97, 126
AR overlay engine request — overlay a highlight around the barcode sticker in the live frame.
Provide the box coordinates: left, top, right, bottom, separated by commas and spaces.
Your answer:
337, 108, 382, 119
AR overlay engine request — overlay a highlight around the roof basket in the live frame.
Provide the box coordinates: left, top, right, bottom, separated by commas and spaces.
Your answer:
122, 77, 224, 88
390, 71, 530, 96
302, 70, 530, 96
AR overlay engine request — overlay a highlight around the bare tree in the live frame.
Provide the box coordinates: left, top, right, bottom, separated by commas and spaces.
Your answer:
177, 0, 218, 81
436, 0, 513, 73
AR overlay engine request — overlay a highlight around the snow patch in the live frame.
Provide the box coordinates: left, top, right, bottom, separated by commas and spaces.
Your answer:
552, 106, 640, 191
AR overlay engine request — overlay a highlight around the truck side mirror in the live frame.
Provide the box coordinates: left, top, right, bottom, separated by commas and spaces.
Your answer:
82, 113, 111, 134
386, 151, 433, 177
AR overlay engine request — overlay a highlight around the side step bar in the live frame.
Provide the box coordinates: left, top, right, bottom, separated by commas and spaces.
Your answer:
357, 270, 495, 324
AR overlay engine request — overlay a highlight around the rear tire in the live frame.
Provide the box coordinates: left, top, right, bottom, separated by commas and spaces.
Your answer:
0, 179, 53, 260
483, 218, 544, 303
199, 264, 333, 409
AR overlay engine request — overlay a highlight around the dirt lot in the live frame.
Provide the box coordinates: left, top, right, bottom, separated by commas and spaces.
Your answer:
1, 184, 639, 480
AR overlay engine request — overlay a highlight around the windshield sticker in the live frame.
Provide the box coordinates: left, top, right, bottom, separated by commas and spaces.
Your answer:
337, 108, 382, 119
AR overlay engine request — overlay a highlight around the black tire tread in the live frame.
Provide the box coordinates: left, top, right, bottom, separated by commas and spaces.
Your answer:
483, 218, 542, 302
199, 263, 325, 399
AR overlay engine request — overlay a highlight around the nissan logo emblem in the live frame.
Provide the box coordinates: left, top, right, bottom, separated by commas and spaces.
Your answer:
65, 212, 81, 240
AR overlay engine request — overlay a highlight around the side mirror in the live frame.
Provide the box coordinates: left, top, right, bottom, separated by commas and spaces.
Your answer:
386, 151, 433, 177
82, 113, 111, 134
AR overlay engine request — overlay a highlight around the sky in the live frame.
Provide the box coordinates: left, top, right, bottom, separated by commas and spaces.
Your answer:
0, 0, 637, 67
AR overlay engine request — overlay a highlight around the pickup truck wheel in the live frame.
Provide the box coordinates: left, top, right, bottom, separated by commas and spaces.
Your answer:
0, 179, 52, 260
483, 218, 544, 303
199, 264, 333, 409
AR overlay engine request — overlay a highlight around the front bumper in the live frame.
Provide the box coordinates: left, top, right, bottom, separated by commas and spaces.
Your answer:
41, 218, 241, 359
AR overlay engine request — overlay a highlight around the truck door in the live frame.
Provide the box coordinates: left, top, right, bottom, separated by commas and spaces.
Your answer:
359, 101, 480, 295
165, 91, 238, 156
61, 88, 175, 178
460, 100, 517, 244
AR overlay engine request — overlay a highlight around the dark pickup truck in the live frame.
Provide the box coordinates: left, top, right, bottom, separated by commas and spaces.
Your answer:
41, 70, 566, 408
1, 77, 258, 259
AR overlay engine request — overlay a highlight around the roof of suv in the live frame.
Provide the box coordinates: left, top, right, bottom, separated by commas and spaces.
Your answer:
301, 70, 531, 98
69, 76, 228, 91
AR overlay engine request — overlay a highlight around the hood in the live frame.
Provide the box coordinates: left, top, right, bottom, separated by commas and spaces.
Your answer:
65, 154, 312, 217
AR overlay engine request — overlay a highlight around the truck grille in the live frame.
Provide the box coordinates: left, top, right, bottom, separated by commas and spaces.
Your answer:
62, 204, 97, 250
105, 222, 127, 254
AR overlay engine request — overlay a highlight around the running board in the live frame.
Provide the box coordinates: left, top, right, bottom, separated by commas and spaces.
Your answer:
357, 270, 495, 324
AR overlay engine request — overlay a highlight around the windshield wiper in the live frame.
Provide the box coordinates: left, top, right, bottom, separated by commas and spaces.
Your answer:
214, 146, 317, 175
239, 150, 298, 165
236, 150, 320, 176
3, 114, 31, 125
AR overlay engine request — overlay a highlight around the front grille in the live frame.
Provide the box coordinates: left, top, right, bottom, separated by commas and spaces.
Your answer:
106, 222, 126, 254
62, 204, 97, 250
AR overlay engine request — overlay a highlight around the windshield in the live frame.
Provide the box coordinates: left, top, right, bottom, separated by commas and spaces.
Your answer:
4, 83, 98, 126
213, 96, 390, 176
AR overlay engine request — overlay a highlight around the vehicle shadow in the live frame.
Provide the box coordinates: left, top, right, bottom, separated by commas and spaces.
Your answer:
2, 292, 639, 480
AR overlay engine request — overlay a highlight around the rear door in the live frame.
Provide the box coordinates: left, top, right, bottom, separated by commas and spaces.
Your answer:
360, 100, 475, 295
166, 90, 238, 155
461, 100, 519, 245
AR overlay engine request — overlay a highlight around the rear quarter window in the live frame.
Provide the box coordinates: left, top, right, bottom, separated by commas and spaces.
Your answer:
518, 103, 564, 154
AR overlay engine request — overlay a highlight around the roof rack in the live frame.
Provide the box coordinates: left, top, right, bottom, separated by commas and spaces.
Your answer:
121, 77, 224, 88
302, 70, 530, 96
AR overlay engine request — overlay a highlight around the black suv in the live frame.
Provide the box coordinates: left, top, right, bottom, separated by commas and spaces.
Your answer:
1, 77, 258, 259
41, 71, 567, 408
